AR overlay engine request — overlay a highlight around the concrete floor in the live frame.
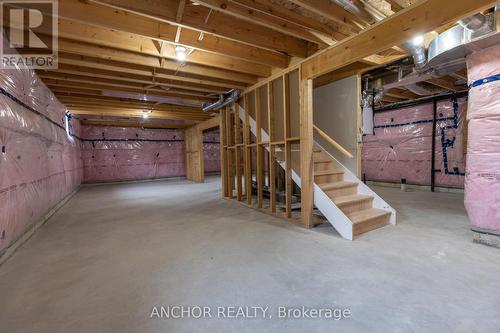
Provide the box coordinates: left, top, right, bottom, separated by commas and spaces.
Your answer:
1, 177, 499, 333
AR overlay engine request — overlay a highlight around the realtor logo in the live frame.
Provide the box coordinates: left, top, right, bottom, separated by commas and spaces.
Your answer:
1, 0, 58, 69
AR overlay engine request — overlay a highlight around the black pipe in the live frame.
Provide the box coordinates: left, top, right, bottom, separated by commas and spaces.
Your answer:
431, 99, 437, 192
375, 90, 468, 113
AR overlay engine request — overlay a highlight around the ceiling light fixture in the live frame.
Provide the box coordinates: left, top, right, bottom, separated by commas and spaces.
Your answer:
142, 110, 151, 119
175, 46, 187, 62
412, 34, 425, 46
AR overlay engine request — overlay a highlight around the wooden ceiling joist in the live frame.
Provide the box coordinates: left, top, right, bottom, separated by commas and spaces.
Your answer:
56, 19, 272, 78
70, 109, 210, 121
57, 39, 258, 85
42, 64, 230, 94
56, 0, 289, 68
57, 53, 245, 90
93, 0, 310, 57
79, 119, 191, 129
287, 0, 368, 31
192, 0, 332, 46
230, 0, 349, 41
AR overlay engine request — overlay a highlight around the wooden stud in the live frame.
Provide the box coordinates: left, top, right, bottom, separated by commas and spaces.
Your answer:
234, 104, 243, 201
255, 88, 264, 208
267, 82, 276, 213
299, 77, 314, 228
283, 73, 292, 218
243, 95, 253, 205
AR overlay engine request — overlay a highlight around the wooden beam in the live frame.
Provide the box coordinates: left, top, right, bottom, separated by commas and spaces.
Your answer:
42, 66, 228, 95
243, 95, 252, 205
55, 19, 272, 77
70, 109, 210, 121
231, 0, 349, 41
39, 73, 215, 98
93, 0, 310, 57
283, 73, 292, 218
80, 119, 190, 129
57, 53, 245, 89
287, 0, 366, 31
194, 0, 331, 46
57, 38, 258, 85
55, 0, 288, 68
299, 78, 314, 228
48, 83, 209, 105
301, 0, 497, 80
267, 82, 276, 213
255, 89, 264, 208
220, 108, 229, 197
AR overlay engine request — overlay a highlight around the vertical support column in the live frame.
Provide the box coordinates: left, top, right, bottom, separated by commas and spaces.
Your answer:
234, 104, 243, 201
255, 89, 264, 208
243, 95, 252, 204
300, 78, 314, 228
283, 74, 292, 218
267, 82, 276, 213
220, 108, 228, 197
225, 106, 234, 198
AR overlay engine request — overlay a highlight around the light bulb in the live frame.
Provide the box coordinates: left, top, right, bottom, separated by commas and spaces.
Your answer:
412, 35, 424, 46
176, 46, 187, 62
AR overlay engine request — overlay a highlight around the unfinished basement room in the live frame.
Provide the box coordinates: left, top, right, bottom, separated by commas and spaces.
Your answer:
1, 0, 500, 332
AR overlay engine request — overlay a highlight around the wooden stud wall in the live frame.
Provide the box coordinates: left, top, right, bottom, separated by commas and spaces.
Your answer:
220, 69, 308, 225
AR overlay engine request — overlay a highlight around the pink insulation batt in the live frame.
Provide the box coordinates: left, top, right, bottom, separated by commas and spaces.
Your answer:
0, 63, 83, 253
81, 125, 186, 183
465, 44, 500, 231
362, 98, 466, 188
203, 129, 221, 173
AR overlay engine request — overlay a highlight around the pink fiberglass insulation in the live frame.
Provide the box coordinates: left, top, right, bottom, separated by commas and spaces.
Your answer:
203, 129, 221, 173
465, 44, 500, 231
0, 62, 82, 254
362, 97, 466, 188
81, 125, 186, 183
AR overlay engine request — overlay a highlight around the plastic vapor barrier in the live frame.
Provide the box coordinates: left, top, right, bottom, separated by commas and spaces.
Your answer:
362, 97, 466, 188
465, 44, 500, 231
0, 62, 83, 253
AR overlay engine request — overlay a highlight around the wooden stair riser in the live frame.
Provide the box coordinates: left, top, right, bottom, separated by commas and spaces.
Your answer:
314, 173, 344, 183
338, 198, 374, 215
324, 185, 357, 198
314, 161, 334, 172
353, 214, 391, 237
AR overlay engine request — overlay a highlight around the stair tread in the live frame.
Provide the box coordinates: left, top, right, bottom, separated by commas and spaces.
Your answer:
313, 158, 332, 163
315, 169, 344, 176
319, 181, 357, 190
348, 208, 391, 224
333, 194, 373, 206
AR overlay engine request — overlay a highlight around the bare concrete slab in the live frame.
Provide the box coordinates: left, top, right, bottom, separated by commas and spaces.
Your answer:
0, 177, 499, 332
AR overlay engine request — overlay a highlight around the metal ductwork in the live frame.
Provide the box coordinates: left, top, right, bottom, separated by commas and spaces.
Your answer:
202, 89, 240, 112
370, 6, 500, 100
404, 40, 427, 70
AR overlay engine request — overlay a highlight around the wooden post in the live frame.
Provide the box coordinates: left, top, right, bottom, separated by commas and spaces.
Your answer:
220, 108, 228, 197
267, 82, 276, 213
225, 106, 234, 198
300, 78, 314, 228
234, 103, 242, 201
255, 89, 264, 208
283, 73, 292, 218
243, 94, 252, 204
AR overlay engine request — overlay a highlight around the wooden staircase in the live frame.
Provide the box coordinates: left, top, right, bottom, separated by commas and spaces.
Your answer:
313, 148, 393, 238
238, 105, 396, 240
